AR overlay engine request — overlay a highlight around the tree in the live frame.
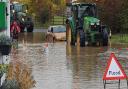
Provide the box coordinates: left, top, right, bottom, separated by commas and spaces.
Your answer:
119, 0, 128, 33
103, 0, 123, 33
11, 0, 66, 24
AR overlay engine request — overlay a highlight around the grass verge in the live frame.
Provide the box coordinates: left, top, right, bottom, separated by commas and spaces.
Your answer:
110, 34, 128, 43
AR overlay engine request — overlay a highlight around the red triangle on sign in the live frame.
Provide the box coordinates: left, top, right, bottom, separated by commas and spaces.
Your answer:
103, 53, 127, 80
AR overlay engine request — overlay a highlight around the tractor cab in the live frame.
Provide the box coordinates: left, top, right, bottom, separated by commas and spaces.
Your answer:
10, 1, 28, 12
70, 3, 99, 30
71, 3, 97, 19
10, 3, 28, 13
10, 2, 34, 32
10, 3, 28, 21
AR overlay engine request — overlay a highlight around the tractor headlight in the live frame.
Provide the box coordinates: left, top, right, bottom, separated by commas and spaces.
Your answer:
25, 10, 28, 13
22, 18, 25, 21
90, 23, 97, 30
97, 22, 100, 25
90, 23, 94, 25
12, 10, 15, 13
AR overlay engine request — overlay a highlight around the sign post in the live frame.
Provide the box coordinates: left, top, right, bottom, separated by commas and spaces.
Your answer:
103, 53, 127, 89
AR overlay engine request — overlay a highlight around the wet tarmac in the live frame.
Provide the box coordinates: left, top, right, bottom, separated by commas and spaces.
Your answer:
11, 32, 128, 89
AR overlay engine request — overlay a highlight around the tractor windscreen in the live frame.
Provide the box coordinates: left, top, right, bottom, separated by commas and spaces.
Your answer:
78, 5, 96, 18
13, 4, 22, 12
11, 4, 27, 13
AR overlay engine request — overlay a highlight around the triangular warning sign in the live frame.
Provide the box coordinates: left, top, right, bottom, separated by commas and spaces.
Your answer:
103, 53, 127, 80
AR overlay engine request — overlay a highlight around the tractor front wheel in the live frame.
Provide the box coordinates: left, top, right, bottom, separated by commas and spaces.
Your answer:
66, 24, 76, 46
27, 26, 33, 32
102, 29, 108, 46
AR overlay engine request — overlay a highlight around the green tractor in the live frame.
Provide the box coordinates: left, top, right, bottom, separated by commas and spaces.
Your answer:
10, 2, 34, 32
66, 3, 109, 46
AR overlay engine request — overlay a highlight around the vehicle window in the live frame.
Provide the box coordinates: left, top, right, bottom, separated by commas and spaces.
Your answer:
14, 4, 23, 12
53, 26, 66, 33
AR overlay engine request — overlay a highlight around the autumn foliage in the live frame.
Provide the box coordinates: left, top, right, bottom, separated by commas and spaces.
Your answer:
11, 0, 128, 33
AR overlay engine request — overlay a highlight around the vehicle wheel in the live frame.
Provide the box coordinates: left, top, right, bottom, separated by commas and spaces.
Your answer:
20, 23, 25, 32
70, 31, 76, 46
103, 38, 108, 46
66, 25, 75, 45
71, 37, 75, 45
20, 27, 25, 32
27, 27, 33, 32
76, 31, 80, 45
66, 24, 72, 45
80, 30, 85, 47
102, 29, 108, 46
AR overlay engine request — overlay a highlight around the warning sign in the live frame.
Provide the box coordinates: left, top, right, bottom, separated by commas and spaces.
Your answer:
103, 53, 127, 80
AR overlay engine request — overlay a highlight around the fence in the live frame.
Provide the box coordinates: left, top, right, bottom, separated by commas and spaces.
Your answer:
51, 16, 66, 25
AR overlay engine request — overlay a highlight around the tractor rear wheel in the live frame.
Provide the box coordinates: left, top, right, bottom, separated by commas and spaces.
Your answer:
103, 38, 108, 46
80, 30, 85, 47
20, 26, 25, 32
27, 26, 33, 32
66, 24, 72, 45
66, 24, 75, 46
76, 31, 80, 46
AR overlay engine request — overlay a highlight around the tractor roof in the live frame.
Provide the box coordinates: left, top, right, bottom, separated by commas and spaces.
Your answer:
67, 3, 96, 7
72, 3, 96, 6
11, 1, 24, 5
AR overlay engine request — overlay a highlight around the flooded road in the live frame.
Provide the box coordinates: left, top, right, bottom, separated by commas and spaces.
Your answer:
11, 32, 128, 89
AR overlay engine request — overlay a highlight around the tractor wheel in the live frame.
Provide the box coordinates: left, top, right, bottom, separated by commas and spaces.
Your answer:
27, 26, 33, 32
66, 24, 75, 46
20, 27, 25, 32
20, 23, 25, 32
70, 33, 75, 46
66, 24, 71, 45
102, 29, 108, 46
76, 31, 80, 46
80, 30, 85, 47
103, 38, 108, 46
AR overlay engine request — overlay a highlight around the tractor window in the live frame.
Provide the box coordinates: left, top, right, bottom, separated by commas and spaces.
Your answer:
22, 5, 28, 13
10, 5, 14, 10
13, 4, 23, 12
78, 6, 88, 18
78, 5, 96, 18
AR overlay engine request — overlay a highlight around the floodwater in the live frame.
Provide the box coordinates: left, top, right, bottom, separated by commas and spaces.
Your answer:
11, 32, 128, 89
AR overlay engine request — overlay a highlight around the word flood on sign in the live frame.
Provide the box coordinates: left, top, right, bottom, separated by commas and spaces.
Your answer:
109, 71, 120, 75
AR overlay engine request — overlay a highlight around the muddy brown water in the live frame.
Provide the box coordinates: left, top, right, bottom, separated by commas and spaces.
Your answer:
12, 32, 128, 89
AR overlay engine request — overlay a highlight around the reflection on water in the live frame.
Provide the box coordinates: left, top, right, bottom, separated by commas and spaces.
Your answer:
15, 32, 128, 89
18, 32, 46, 44
66, 44, 128, 89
